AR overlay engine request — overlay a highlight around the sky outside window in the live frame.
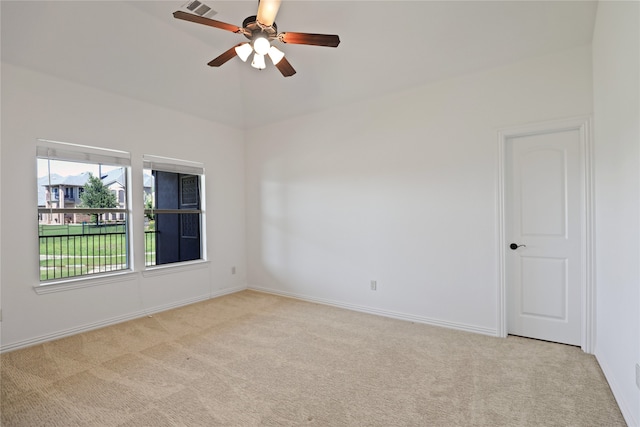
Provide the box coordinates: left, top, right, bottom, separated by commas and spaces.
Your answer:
37, 159, 121, 178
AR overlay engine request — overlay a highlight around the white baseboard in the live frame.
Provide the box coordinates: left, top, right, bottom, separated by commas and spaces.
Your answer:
248, 286, 497, 337
0, 285, 247, 353
595, 351, 639, 427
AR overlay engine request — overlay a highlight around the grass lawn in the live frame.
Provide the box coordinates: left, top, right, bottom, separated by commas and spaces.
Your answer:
39, 223, 156, 280
38, 223, 127, 236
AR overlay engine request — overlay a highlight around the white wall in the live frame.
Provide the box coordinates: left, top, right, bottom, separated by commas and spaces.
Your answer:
592, 1, 640, 425
245, 46, 593, 334
0, 64, 247, 350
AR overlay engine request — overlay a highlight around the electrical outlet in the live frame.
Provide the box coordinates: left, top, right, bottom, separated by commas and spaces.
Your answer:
231, 266, 236, 275
636, 363, 640, 390
370, 280, 377, 291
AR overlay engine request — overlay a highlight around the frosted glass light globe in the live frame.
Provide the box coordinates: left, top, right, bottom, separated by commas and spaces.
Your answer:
235, 43, 253, 62
267, 46, 285, 65
251, 53, 266, 70
253, 36, 271, 56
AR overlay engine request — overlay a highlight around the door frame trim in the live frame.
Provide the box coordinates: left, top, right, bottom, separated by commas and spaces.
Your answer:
496, 116, 595, 353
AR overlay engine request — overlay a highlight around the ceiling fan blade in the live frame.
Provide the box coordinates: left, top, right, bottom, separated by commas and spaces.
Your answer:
275, 56, 296, 77
256, 0, 281, 27
207, 44, 242, 67
173, 10, 241, 33
280, 32, 340, 48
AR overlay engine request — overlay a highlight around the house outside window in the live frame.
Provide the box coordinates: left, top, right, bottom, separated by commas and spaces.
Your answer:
37, 140, 131, 282
143, 155, 205, 267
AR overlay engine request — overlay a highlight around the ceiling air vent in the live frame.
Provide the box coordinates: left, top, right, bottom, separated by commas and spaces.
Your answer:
181, 0, 217, 19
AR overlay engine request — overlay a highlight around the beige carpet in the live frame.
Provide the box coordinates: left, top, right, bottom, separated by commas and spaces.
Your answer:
1, 290, 625, 426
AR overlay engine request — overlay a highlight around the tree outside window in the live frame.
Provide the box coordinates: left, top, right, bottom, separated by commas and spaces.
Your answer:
79, 173, 118, 225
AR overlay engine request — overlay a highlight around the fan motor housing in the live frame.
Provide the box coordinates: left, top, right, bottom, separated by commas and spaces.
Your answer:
242, 15, 278, 40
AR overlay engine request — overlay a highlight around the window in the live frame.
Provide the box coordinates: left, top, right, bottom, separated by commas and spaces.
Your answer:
143, 155, 204, 267
37, 140, 131, 282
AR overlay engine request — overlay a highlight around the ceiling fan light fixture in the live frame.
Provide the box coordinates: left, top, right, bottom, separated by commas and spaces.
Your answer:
235, 43, 253, 62
253, 36, 271, 56
172, 1, 340, 77
251, 53, 266, 70
267, 45, 285, 65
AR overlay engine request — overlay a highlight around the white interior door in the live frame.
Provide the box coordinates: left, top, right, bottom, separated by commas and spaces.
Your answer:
505, 128, 582, 346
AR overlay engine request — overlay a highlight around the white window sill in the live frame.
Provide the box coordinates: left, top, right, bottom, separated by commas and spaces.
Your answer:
34, 270, 138, 294
33, 261, 211, 293
142, 260, 210, 277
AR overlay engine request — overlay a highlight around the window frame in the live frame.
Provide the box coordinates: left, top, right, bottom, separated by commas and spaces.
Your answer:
142, 154, 206, 269
36, 139, 133, 285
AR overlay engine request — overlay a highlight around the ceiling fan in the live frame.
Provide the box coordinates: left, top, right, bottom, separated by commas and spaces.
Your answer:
173, 0, 340, 77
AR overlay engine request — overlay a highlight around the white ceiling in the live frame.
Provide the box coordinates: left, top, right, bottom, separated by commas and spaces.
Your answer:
1, 1, 597, 129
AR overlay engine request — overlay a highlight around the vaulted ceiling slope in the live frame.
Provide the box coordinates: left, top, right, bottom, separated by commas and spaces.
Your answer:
1, 1, 597, 129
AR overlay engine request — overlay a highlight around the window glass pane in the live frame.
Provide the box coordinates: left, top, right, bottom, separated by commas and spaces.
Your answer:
143, 166, 202, 267
38, 156, 129, 281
